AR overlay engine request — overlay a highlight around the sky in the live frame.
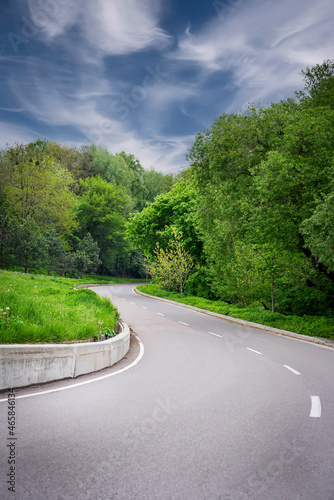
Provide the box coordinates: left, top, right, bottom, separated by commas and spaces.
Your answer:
0, 0, 333, 174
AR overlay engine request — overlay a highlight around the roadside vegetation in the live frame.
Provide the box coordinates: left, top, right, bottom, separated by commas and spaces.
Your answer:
1, 60, 334, 344
0, 270, 122, 343
129, 62, 334, 341
137, 284, 334, 341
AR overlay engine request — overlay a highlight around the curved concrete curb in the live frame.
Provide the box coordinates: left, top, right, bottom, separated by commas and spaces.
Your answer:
0, 322, 130, 391
134, 289, 334, 349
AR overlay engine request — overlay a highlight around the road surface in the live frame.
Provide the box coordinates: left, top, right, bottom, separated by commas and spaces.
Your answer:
0, 283, 333, 499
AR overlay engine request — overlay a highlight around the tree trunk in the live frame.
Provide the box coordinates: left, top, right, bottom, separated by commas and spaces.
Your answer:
270, 269, 274, 313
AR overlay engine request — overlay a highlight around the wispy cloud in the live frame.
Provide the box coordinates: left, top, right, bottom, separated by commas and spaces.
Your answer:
2, 0, 334, 173
8, 62, 191, 172
27, 0, 171, 55
0, 121, 39, 147
170, 0, 334, 109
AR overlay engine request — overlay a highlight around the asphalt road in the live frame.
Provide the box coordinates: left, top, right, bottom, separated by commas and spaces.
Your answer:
0, 283, 333, 499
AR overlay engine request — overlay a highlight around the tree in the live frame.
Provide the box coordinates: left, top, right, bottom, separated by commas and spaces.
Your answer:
299, 59, 334, 109
126, 179, 204, 263
301, 190, 334, 272
43, 229, 67, 275
72, 233, 101, 278
169, 228, 197, 298
0, 143, 76, 234
44, 142, 95, 185
76, 176, 130, 274
151, 227, 196, 298
88, 145, 135, 194
149, 244, 175, 295
187, 64, 334, 310
142, 169, 175, 204
0, 195, 15, 269
12, 217, 46, 273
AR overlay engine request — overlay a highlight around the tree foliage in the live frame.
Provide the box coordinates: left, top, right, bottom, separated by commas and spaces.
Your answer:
126, 179, 204, 264
185, 60, 334, 313
0, 143, 76, 234
150, 228, 196, 298
0, 140, 172, 277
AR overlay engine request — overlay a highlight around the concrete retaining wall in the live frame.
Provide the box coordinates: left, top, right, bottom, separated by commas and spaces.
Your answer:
0, 322, 130, 391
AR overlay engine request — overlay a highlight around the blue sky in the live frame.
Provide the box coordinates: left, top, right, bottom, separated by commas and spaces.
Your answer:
1, 0, 333, 173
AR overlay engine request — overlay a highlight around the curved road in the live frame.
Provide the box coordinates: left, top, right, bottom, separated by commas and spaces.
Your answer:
0, 283, 333, 499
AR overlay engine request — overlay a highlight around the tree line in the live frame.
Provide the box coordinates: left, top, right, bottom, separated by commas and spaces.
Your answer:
126, 60, 334, 317
0, 141, 175, 277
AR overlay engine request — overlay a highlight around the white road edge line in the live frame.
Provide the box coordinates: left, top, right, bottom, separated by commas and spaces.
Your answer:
130, 302, 135, 304
157, 312, 165, 316
178, 321, 189, 326
208, 332, 223, 338
0, 335, 144, 402
134, 289, 334, 351
310, 396, 322, 418
283, 365, 301, 375
246, 348, 262, 355
142, 306, 148, 310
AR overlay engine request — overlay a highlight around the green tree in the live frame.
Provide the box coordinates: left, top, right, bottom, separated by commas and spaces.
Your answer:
44, 142, 95, 185
187, 65, 334, 310
298, 59, 334, 109
76, 176, 130, 274
0, 143, 76, 234
149, 243, 175, 295
43, 229, 67, 275
13, 217, 46, 273
151, 228, 196, 298
142, 169, 175, 204
72, 233, 101, 278
88, 145, 135, 194
0, 195, 15, 269
301, 190, 334, 272
126, 179, 204, 263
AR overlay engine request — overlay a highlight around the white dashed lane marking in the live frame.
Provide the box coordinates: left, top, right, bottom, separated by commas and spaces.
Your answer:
283, 365, 301, 375
310, 396, 322, 418
208, 332, 223, 338
246, 348, 262, 355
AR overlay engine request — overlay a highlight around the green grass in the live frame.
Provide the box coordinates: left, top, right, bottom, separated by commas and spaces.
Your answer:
137, 284, 334, 341
0, 270, 121, 343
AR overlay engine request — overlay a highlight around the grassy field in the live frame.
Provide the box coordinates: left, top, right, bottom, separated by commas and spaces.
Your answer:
0, 270, 124, 343
137, 284, 334, 341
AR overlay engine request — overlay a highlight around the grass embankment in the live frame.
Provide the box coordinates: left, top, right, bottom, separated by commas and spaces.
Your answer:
137, 284, 334, 341
0, 270, 123, 343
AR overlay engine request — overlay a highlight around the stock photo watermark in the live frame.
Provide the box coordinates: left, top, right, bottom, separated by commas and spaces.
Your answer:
91, 63, 169, 144
6, 388, 17, 493
110, 65, 169, 121
73, 395, 179, 495
125, 396, 178, 439
4, 0, 71, 55
224, 438, 307, 499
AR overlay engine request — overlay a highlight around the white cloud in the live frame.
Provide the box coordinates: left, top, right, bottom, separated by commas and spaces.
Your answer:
27, 0, 170, 55
6, 0, 334, 174
99, 133, 194, 173
170, 0, 334, 109
8, 68, 192, 173
0, 121, 39, 147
